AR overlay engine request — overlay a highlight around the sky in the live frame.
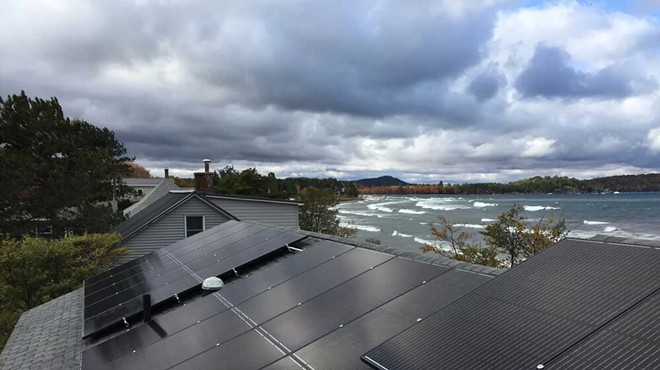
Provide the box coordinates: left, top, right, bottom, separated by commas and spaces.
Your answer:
1, 0, 659, 183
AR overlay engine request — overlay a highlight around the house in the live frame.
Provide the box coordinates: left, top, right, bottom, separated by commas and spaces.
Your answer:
1, 228, 658, 369
122, 177, 180, 218
114, 159, 302, 261
115, 191, 302, 261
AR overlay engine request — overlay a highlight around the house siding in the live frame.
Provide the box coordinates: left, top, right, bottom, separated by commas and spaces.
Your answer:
208, 197, 299, 229
121, 196, 231, 261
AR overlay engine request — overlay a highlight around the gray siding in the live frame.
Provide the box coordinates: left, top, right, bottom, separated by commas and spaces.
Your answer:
122, 196, 231, 261
208, 197, 299, 229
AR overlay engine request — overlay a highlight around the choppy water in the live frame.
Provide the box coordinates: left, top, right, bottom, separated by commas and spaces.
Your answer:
337, 193, 660, 258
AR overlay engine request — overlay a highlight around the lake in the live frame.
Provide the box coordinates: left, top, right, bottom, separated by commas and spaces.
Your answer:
336, 193, 660, 258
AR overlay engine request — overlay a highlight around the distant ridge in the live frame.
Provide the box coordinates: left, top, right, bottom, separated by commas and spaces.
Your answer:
354, 175, 410, 187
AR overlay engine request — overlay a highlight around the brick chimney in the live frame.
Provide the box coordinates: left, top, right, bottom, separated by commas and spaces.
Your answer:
164, 168, 169, 178
194, 159, 214, 192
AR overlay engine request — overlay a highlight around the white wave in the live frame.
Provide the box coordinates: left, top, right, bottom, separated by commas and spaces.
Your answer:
583, 220, 610, 225
473, 201, 498, 208
604, 226, 617, 232
414, 237, 451, 251
523, 205, 560, 212
338, 209, 380, 217
456, 223, 486, 229
367, 205, 393, 213
392, 230, 414, 238
481, 218, 497, 222
398, 209, 426, 215
415, 199, 471, 211
340, 223, 381, 232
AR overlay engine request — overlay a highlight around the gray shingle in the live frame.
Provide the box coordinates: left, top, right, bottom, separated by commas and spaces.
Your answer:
0, 289, 83, 370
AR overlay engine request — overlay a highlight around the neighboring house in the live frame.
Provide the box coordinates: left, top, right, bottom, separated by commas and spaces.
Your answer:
122, 177, 179, 218
115, 189, 301, 261
2, 230, 659, 370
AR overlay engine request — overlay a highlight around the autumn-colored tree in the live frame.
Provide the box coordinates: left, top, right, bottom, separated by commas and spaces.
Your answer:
482, 205, 566, 267
422, 205, 566, 269
125, 162, 152, 178
421, 214, 501, 268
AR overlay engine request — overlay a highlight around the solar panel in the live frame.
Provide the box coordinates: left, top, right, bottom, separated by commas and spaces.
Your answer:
261, 257, 446, 352
546, 289, 660, 369
82, 223, 305, 338
288, 269, 491, 370
236, 248, 393, 324
81, 239, 351, 369
171, 330, 286, 370
362, 239, 660, 370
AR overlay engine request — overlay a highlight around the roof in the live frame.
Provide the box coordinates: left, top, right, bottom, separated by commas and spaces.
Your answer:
0, 289, 83, 370
123, 178, 180, 217
203, 192, 303, 206
3, 232, 658, 370
114, 191, 237, 239
362, 237, 660, 369
122, 178, 168, 187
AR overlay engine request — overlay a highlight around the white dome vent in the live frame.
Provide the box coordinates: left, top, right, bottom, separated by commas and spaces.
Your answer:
202, 277, 224, 291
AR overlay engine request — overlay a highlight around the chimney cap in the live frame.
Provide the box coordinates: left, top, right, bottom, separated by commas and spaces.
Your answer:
203, 159, 211, 163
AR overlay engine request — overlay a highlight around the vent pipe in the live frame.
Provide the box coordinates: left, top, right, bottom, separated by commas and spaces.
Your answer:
203, 159, 211, 173
164, 168, 169, 178
143, 294, 152, 322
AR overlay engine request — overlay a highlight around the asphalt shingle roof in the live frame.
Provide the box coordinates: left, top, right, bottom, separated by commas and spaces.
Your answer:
0, 289, 83, 370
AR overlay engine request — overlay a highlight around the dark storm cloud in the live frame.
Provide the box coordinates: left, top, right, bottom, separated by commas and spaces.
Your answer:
468, 69, 505, 101
515, 44, 656, 99
177, 1, 497, 119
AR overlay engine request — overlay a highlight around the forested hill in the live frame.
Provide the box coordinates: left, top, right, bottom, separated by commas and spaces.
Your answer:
354, 176, 409, 187
356, 174, 660, 194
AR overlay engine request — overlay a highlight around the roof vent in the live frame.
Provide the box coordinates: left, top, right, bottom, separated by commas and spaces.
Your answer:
202, 276, 224, 291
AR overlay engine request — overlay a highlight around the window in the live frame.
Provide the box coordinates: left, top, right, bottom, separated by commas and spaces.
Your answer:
185, 216, 204, 237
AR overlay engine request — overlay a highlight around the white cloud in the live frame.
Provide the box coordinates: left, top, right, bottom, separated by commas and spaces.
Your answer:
647, 128, 660, 151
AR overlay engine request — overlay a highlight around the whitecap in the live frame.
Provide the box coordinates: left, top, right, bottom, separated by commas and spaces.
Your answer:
367, 204, 394, 213
415, 199, 471, 211
338, 209, 380, 217
604, 226, 617, 232
481, 218, 497, 222
392, 230, 414, 238
456, 223, 486, 229
340, 223, 381, 232
524, 205, 560, 211
583, 220, 609, 225
414, 237, 451, 251
398, 209, 426, 215
473, 201, 498, 208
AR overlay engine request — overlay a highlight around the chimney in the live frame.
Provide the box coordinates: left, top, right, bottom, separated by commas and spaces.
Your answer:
194, 159, 214, 192
164, 168, 169, 178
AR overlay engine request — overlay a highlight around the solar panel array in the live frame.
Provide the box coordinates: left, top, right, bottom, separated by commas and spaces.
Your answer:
81, 222, 493, 370
362, 238, 660, 370
82, 221, 305, 338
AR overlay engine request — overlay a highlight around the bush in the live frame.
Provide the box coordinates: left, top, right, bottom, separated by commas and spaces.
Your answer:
0, 233, 127, 350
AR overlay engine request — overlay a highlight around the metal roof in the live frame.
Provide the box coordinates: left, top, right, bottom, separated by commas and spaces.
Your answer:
4, 233, 658, 370
122, 178, 168, 187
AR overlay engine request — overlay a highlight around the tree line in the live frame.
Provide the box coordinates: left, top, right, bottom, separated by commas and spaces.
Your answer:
358, 174, 660, 195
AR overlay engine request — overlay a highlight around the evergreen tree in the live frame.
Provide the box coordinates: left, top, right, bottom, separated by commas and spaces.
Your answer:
0, 91, 132, 237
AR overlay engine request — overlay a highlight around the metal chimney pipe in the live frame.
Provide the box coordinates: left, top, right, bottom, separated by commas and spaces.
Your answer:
164, 168, 169, 178
203, 159, 211, 173
143, 294, 152, 322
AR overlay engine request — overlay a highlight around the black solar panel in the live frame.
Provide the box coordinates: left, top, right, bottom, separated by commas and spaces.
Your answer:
288, 269, 491, 370
546, 289, 660, 369
236, 248, 393, 324
261, 257, 446, 352
81, 239, 351, 369
362, 239, 660, 370
82, 223, 304, 337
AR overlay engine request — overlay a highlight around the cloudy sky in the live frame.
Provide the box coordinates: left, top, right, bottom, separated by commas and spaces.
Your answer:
1, 0, 659, 183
